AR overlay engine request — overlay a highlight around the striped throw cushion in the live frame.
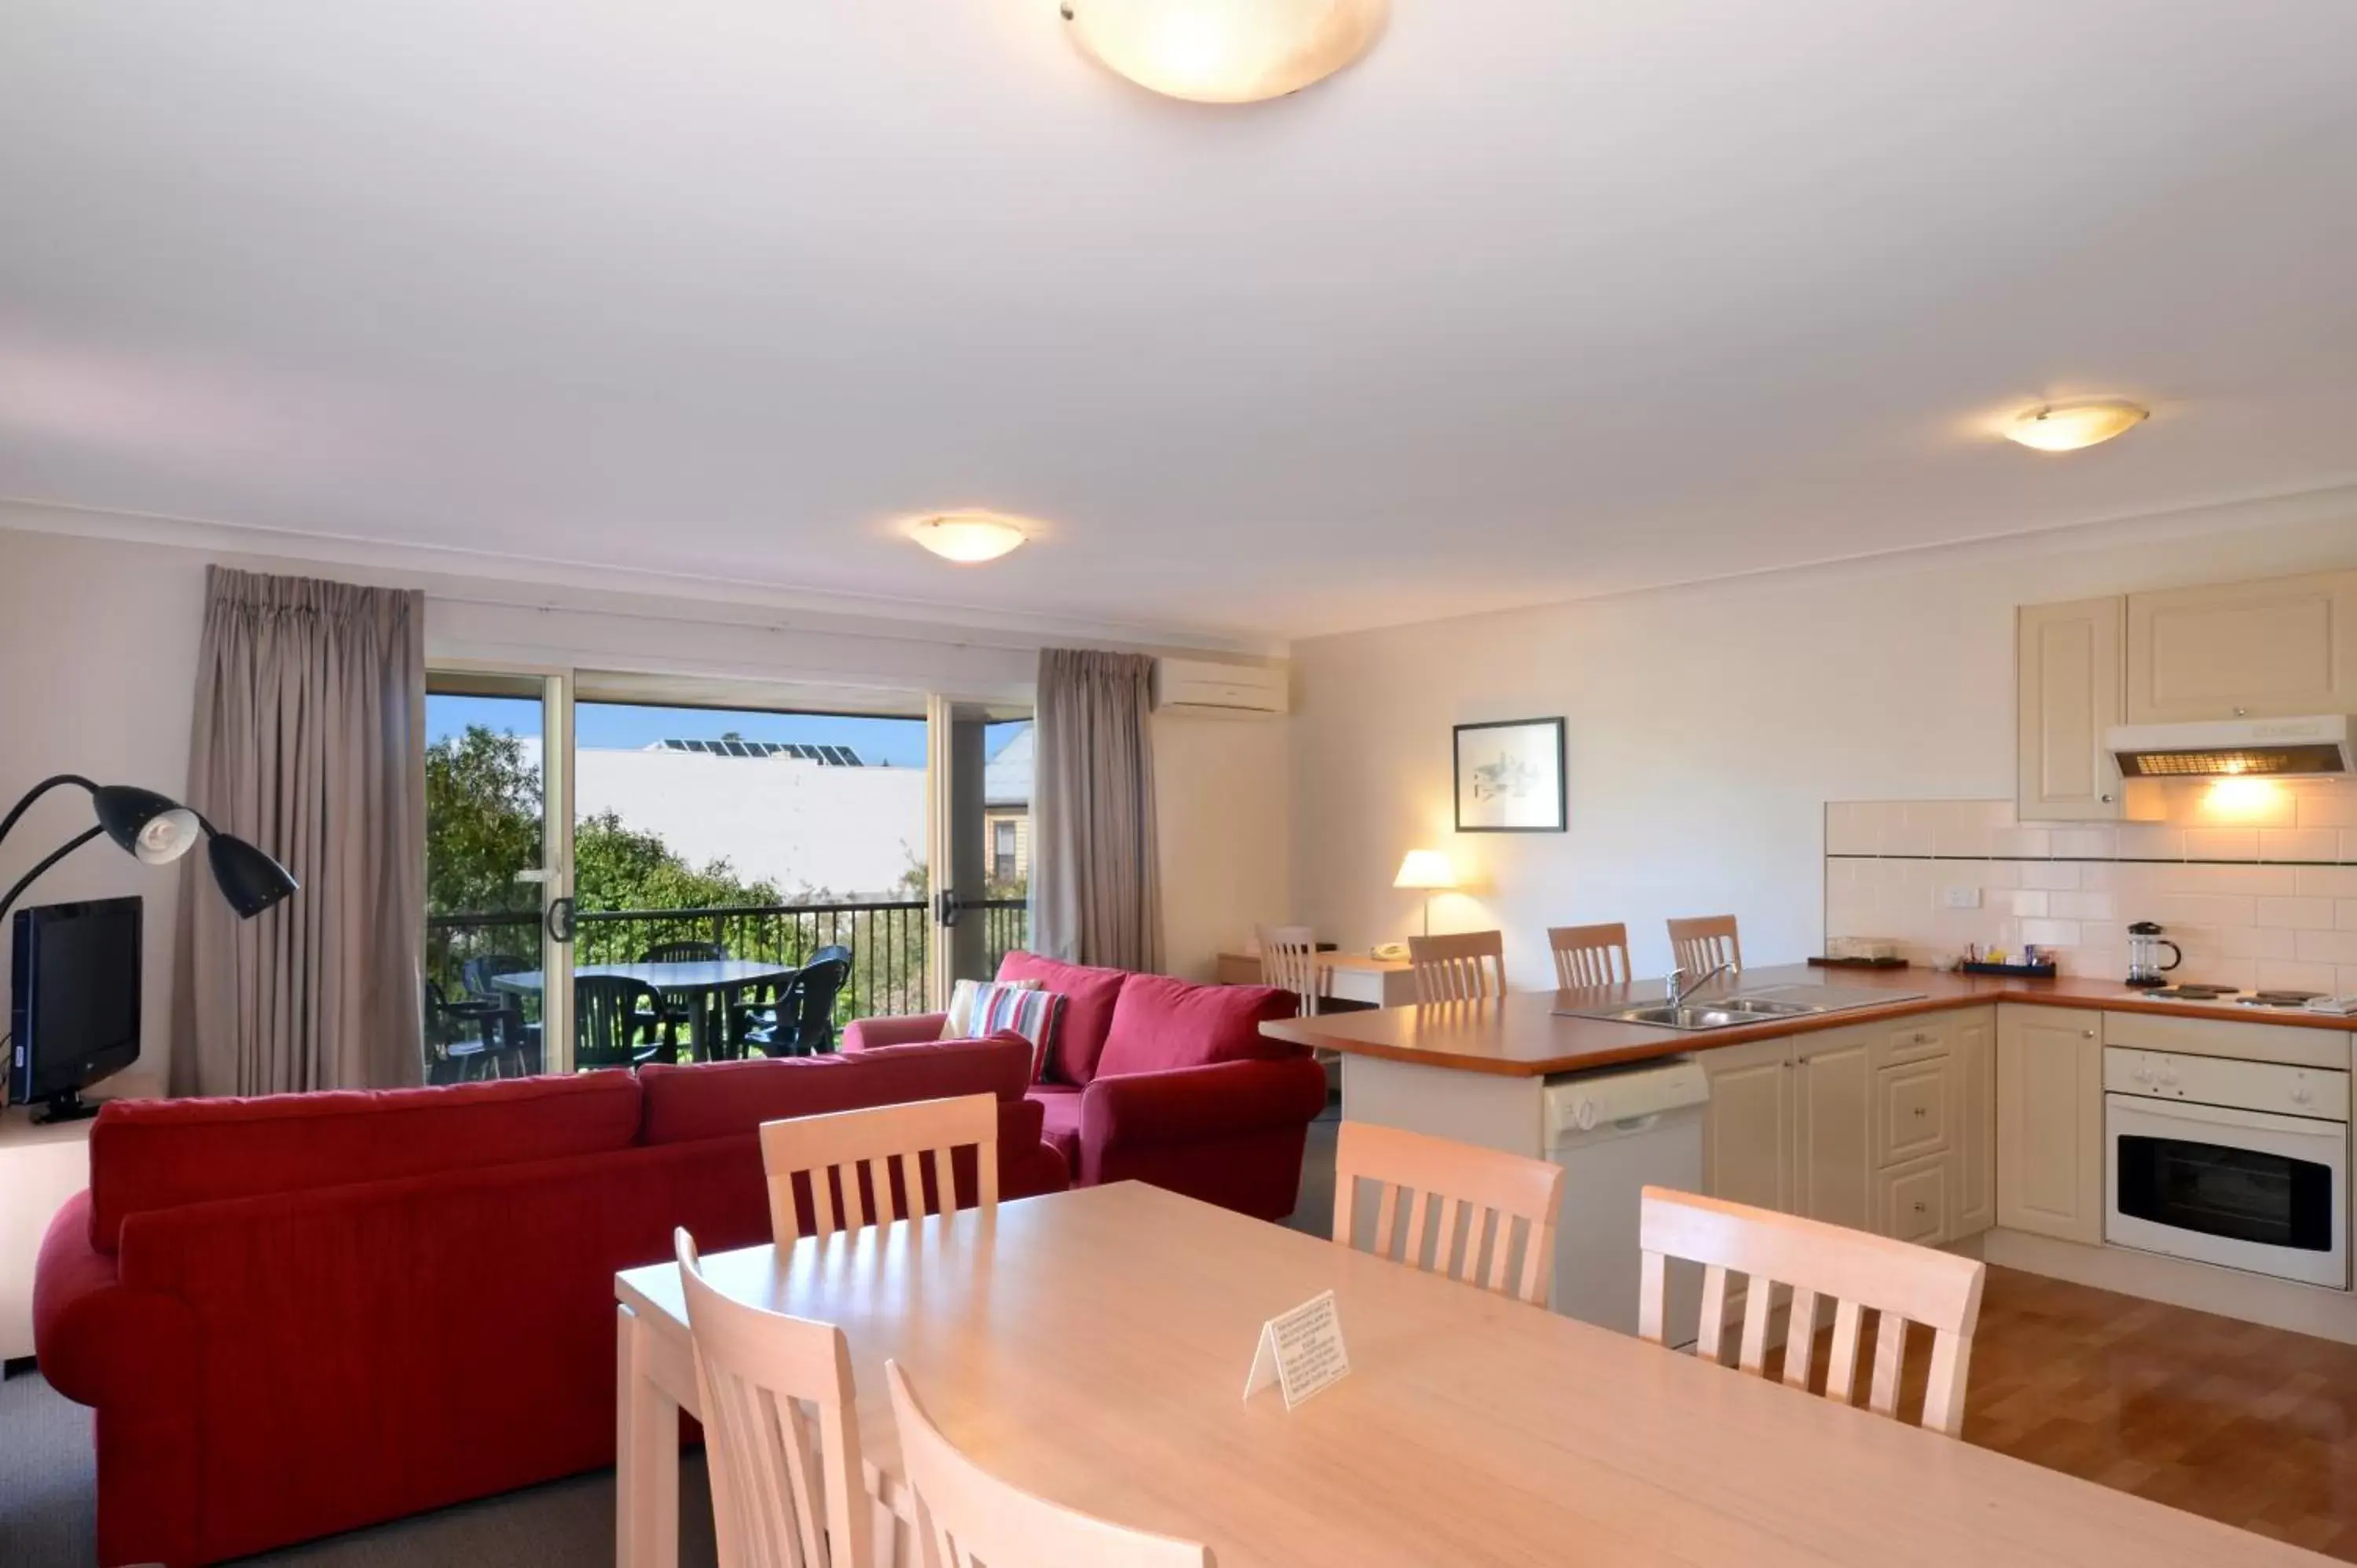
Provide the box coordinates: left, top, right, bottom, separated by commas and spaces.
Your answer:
941, 976, 1039, 1039
973, 982, 1065, 1083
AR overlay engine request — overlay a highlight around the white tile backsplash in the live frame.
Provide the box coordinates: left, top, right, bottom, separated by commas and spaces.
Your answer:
1825, 785, 2357, 985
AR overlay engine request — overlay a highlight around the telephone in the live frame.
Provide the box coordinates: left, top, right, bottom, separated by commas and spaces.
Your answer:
1371, 941, 1412, 962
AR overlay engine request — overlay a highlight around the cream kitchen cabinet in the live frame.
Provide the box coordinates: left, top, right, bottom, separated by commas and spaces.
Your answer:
1699, 1012, 1996, 1251
1996, 1005, 2105, 1244
1702, 1037, 1794, 1214
2125, 570, 2357, 724
1794, 1029, 1874, 1232
1950, 1008, 1996, 1235
2016, 595, 2124, 822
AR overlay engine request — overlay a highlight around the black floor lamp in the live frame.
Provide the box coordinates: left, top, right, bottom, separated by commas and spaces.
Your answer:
0, 775, 298, 929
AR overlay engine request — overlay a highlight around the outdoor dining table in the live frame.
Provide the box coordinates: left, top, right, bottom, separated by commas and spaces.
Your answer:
493, 958, 801, 1060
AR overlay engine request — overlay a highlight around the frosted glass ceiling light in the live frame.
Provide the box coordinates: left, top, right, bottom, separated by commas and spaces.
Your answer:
2004, 399, 2150, 452
911, 513, 1029, 563
1061, 0, 1389, 104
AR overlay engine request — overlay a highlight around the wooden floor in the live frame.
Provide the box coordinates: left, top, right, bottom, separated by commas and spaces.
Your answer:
1768, 1265, 2357, 1559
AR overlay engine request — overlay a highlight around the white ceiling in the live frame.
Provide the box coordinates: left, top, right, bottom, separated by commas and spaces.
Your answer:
2, 1, 2354, 643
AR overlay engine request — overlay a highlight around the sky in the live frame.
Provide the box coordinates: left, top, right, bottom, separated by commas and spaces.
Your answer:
426, 695, 1022, 770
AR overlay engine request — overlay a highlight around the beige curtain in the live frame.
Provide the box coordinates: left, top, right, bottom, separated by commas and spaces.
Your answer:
173, 568, 427, 1095
1031, 648, 1162, 973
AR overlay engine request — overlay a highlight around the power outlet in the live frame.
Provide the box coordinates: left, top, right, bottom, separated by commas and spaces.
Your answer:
1941, 886, 1983, 910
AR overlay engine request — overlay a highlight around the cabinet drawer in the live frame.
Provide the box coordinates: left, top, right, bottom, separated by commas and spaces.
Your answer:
1876, 1059, 1949, 1167
1879, 1156, 1948, 1244
1875, 1017, 1950, 1068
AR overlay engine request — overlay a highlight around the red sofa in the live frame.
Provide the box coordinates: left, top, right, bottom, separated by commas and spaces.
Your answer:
845, 952, 1328, 1222
33, 1039, 1066, 1567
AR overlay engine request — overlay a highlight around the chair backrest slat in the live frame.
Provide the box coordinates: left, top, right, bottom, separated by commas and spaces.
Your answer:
676, 1228, 871, 1568
1666, 914, 1743, 976
1408, 930, 1508, 1003
887, 1361, 1213, 1568
1255, 924, 1325, 1018
1548, 923, 1632, 989
760, 1094, 999, 1249
1332, 1121, 1566, 1308
1637, 1187, 1985, 1437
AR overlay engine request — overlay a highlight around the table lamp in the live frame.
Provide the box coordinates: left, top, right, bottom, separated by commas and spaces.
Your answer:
1392, 849, 1457, 938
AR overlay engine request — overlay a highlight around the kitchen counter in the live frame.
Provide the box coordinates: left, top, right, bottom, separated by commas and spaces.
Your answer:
1259, 963, 2357, 1078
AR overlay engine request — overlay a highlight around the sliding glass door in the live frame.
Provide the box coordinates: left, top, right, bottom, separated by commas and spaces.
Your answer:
566, 687, 935, 1050
422, 669, 574, 1078
927, 698, 1034, 1006
423, 667, 1030, 1071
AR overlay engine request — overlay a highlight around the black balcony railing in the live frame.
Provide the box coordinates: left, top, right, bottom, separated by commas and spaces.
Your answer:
427, 897, 1032, 1027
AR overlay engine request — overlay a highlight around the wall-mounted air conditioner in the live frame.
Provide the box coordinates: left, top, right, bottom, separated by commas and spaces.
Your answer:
1153, 658, 1290, 717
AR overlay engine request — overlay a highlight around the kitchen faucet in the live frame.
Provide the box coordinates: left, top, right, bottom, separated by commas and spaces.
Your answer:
1663, 961, 1738, 1008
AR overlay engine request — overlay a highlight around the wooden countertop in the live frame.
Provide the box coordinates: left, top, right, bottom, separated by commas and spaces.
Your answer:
1259, 963, 2357, 1079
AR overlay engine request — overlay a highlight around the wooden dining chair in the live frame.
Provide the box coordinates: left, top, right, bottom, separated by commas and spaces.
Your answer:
1637, 1186, 1987, 1437
1407, 930, 1507, 1002
759, 1094, 1000, 1247
1332, 1121, 1566, 1307
1548, 923, 1632, 989
674, 1227, 882, 1568
885, 1360, 1213, 1568
1255, 924, 1325, 1018
1666, 914, 1743, 975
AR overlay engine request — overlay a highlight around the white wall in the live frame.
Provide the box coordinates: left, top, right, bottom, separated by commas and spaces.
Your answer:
0, 516, 1289, 1086
1155, 711, 1292, 982
1288, 489, 2357, 989
0, 529, 207, 1091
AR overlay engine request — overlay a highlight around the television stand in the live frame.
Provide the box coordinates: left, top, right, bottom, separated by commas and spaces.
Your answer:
30, 1090, 101, 1126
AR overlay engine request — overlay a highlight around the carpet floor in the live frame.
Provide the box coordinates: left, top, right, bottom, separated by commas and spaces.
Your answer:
0, 1107, 1340, 1566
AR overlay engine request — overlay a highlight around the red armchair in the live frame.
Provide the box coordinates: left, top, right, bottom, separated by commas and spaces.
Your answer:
846, 953, 1329, 1221
35, 1040, 1066, 1566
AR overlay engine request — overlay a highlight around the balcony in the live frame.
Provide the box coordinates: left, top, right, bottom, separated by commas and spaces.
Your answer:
426, 896, 1029, 1039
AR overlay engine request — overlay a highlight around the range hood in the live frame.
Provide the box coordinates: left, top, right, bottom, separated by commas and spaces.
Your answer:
2106, 714, 2355, 779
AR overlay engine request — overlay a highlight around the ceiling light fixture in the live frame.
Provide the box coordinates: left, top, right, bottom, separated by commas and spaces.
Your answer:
911, 513, 1030, 563
1061, 0, 1389, 105
2003, 398, 2150, 452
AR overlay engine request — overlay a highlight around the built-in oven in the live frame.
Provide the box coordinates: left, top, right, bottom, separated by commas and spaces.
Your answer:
2104, 1047, 2349, 1291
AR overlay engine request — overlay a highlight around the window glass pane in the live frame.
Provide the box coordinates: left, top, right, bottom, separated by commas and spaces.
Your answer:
424, 691, 546, 1081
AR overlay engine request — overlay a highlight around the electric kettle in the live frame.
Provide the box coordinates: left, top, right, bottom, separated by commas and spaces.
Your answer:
2125, 921, 2183, 989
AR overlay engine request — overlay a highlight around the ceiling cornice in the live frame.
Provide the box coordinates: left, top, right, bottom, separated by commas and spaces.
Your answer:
0, 496, 1290, 660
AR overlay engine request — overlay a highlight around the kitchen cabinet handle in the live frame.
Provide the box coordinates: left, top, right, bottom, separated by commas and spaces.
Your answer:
1913, 1106, 1927, 1117
1912, 1201, 1927, 1213
2082, 1029, 2097, 1039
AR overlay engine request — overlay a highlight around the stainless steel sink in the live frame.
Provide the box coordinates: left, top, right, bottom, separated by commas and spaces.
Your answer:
1556, 982, 1927, 1032
1606, 998, 1820, 1031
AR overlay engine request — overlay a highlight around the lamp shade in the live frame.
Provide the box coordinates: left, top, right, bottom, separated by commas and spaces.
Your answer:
1392, 850, 1457, 890
911, 513, 1028, 564
90, 785, 202, 866
207, 833, 299, 919
1062, 0, 1389, 104
2003, 399, 2149, 452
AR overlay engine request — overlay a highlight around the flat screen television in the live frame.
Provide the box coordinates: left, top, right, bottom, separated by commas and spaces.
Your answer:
9, 896, 141, 1123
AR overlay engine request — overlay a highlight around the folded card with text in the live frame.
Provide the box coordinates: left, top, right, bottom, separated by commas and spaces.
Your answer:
1243, 1289, 1351, 1411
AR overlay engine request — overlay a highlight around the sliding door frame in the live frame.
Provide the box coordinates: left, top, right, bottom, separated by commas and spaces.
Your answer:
425, 660, 577, 1073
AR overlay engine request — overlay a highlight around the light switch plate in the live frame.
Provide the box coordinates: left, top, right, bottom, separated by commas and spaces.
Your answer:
1941, 886, 1983, 910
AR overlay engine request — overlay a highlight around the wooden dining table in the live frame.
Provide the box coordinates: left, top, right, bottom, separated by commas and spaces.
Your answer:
612, 1181, 2329, 1568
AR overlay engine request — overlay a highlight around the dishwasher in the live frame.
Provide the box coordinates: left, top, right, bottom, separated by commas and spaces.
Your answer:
1543, 1057, 1710, 1339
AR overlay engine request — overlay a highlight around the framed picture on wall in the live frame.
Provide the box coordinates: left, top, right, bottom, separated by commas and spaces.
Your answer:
1453, 718, 1566, 833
